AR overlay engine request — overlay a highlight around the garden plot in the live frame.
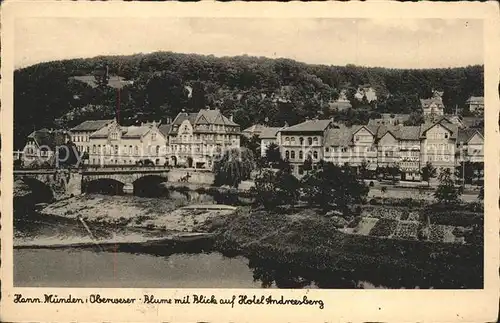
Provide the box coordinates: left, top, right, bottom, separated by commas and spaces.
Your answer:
393, 221, 419, 240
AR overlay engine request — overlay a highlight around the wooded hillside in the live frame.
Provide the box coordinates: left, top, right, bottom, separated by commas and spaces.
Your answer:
14, 51, 483, 148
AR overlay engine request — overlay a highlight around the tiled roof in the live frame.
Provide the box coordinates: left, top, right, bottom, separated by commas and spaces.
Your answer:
420, 97, 444, 106
158, 124, 172, 137
420, 120, 458, 139
90, 123, 159, 139
242, 124, 267, 136
28, 129, 67, 150
457, 128, 483, 144
70, 119, 114, 132
466, 96, 484, 104
259, 127, 283, 139
281, 119, 332, 133
324, 127, 354, 147
171, 109, 239, 129
462, 117, 483, 128
122, 125, 151, 138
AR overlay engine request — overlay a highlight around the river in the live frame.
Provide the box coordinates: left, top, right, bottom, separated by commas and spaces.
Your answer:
14, 213, 386, 289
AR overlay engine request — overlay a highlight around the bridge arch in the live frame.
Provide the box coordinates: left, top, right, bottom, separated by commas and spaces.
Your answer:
18, 177, 55, 203
132, 175, 169, 197
83, 178, 126, 195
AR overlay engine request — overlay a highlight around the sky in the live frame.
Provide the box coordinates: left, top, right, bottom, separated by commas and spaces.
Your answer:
14, 18, 483, 69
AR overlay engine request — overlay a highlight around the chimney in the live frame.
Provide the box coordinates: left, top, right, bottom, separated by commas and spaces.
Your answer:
229, 114, 234, 122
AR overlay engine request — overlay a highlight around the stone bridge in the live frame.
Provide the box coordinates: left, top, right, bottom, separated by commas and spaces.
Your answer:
14, 166, 171, 199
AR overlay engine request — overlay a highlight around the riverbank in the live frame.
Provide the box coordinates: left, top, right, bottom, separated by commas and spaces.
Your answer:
38, 194, 234, 232
207, 206, 483, 289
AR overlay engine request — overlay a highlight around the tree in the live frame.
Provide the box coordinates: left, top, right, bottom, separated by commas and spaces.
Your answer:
303, 154, 313, 172
213, 147, 255, 188
359, 159, 369, 179
455, 161, 475, 185
403, 112, 424, 126
388, 165, 400, 182
478, 185, 484, 201
264, 142, 282, 166
252, 169, 300, 210
420, 162, 437, 187
56, 141, 80, 168
301, 162, 369, 214
434, 168, 462, 204
241, 135, 261, 161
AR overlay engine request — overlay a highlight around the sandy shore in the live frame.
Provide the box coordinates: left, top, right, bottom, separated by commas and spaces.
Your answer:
40, 194, 236, 232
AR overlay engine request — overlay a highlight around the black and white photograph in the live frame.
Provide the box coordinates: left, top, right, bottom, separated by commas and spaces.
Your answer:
9, 14, 489, 290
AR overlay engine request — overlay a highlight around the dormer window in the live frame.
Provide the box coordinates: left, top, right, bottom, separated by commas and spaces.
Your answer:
152, 132, 157, 140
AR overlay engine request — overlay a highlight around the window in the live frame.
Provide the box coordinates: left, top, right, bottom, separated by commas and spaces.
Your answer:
114, 145, 119, 154
313, 151, 318, 159
285, 150, 290, 159
285, 137, 290, 144
298, 166, 304, 175
98, 145, 101, 153
444, 133, 449, 139
291, 151, 296, 159
325, 147, 330, 153
299, 151, 303, 159
299, 137, 304, 145
129, 145, 133, 155
313, 137, 318, 144
156, 145, 160, 156
134, 146, 139, 155
308, 137, 313, 146
92, 145, 96, 154
291, 137, 296, 144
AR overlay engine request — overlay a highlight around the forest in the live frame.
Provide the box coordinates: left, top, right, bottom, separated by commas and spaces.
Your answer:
14, 51, 484, 148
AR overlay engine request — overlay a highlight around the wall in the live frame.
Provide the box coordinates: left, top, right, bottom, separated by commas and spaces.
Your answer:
167, 168, 215, 184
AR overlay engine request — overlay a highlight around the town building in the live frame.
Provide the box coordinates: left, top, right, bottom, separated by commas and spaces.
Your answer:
70, 119, 115, 155
277, 119, 335, 176
419, 118, 458, 171
354, 86, 377, 102
465, 96, 484, 114
88, 120, 168, 166
456, 128, 484, 163
259, 126, 285, 157
165, 108, 241, 169
22, 128, 69, 166
420, 91, 445, 116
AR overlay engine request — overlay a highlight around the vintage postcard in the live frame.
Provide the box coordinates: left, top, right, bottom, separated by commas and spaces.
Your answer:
1, 1, 499, 322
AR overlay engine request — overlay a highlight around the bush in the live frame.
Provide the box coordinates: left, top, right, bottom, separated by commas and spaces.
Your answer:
369, 218, 398, 237
425, 211, 483, 227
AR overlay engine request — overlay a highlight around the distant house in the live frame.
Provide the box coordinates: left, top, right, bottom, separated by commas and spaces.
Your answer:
22, 129, 69, 166
70, 119, 115, 155
259, 126, 287, 157
242, 124, 267, 139
456, 128, 484, 163
329, 89, 352, 111
367, 113, 411, 126
354, 86, 377, 102
277, 119, 335, 176
465, 96, 484, 114
420, 91, 445, 116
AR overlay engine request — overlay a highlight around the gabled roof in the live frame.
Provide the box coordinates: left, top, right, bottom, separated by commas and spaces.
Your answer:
259, 127, 283, 139
27, 129, 67, 150
158, 124, 172, 137
420, 120, 458, 139
352, 124, 378, 136
375, 124, 421, 141
242, 124, 267, 136
171, 109, 239, 130
90, 123, 162, 139
420, 97, 444, 107
457, 128, 484, 144
70, 119, 114, 132
280, 119, 332, 133
462, 117, 483, 128
466, 96, 484, 104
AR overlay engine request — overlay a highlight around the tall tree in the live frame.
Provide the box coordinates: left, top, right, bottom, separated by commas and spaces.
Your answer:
301, 162, 369, 214
420, 162, 437, 187
213, 147, 255, 188
434, 168, 462, 204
